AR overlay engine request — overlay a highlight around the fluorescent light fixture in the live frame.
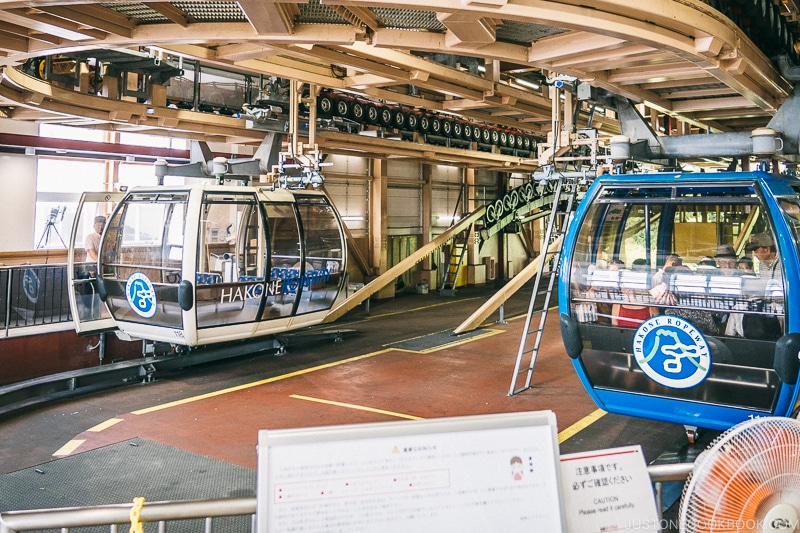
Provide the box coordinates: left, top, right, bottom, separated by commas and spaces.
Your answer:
438, 215, 459, 223
341, 216, 364, 221
515, 78, 540, 90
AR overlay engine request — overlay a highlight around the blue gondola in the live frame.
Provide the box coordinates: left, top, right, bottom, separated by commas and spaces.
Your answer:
559, 170, 800, 437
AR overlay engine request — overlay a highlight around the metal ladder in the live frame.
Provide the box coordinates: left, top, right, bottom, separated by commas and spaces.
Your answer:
439, 226, 471, 296
508, 176, 578, 395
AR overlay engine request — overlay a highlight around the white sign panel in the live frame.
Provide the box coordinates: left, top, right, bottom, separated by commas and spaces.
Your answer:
560, 445, 660, 532
257, 411, 564, 533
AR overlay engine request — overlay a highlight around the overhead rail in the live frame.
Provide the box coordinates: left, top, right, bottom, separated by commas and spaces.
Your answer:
454, 169, 593, 334
323, 206, 486, 323
478, 180, 564, 245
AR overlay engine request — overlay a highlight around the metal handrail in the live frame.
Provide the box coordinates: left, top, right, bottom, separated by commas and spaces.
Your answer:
0, 464, 695, 532
0, 497, 256, 533
2, 263, 73, 336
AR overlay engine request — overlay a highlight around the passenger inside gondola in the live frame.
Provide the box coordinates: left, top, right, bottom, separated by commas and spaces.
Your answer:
662, 264, 725, 335
568, 186, 786, 340
737, 256, 754, 274
610, 259, 657, 327
715, 244, 738, 274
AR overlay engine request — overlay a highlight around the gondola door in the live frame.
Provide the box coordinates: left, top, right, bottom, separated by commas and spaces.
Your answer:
67, 191, 125, 334
193, 191, 266, 336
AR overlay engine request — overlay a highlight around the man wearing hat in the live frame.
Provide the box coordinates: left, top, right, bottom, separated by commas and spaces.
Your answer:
747, 233, 782, 280
84, 215, 106, 262
715, 244, 738, 275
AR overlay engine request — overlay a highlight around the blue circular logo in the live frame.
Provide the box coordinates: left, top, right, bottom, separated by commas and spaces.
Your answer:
125, 272, 157, 318
633, 315, 711, 389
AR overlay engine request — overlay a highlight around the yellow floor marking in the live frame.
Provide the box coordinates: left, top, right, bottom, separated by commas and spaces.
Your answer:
361, 297, 483, 321
290, 394, 423, 420
387, 328, 503, 354
557, 409, 607, 443
52, 439, 85, 457
133, 321, 502, 416
478, 304, 560, 329
132, 348, 397, 415
87, 418, 124, 432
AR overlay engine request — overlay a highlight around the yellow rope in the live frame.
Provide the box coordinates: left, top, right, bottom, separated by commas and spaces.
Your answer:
129, 496, 145, 533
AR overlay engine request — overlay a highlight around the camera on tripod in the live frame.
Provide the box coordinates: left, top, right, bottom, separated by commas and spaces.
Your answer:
47, 207, 62, 223
37, 205, 66, 248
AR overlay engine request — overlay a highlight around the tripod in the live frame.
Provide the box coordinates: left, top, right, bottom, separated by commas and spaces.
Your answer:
37, 217, 66, 248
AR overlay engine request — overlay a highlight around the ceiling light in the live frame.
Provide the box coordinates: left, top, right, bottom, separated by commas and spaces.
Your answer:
515, 78, 540, 90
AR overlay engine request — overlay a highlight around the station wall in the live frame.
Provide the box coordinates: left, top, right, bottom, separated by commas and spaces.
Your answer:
0, 118, 41, 253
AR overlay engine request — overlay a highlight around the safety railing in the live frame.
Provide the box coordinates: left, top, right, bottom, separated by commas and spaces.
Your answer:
0, 497, 256, 533
0, 463, 694, 532
2, 263, 72, 336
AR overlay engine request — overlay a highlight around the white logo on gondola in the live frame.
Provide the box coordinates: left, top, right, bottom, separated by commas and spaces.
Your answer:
125, 272, 157, 318
633, 315, 711, 389
23, 268, 39, 304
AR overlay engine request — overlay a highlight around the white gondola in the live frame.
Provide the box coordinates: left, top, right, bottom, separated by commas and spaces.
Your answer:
67, 184, 347, 347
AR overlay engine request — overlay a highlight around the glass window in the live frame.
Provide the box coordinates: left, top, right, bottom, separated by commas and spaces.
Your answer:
40, 123, 107, 143
99, 192, 188, 327
196, 192, 264, 328
263, 202, 301, 318
569, 184, 783, 340
34, 158, 106, 249
118, 163, 160, 190
294, 195, 344, 314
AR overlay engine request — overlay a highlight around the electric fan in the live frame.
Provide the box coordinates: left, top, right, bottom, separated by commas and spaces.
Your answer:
679, 417, 800, 532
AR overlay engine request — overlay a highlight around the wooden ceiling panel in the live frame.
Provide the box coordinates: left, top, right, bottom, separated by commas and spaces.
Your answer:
0, 0, 790, 153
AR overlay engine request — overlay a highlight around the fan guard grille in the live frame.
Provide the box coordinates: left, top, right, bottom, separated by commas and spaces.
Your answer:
679, 417, 800, 533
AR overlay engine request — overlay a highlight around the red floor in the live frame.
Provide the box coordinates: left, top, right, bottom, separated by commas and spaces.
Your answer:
56, 317, 596, 470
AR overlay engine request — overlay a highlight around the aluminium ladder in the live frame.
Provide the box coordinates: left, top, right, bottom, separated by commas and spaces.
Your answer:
439, 226, 471, 295
508, 176, 579, 395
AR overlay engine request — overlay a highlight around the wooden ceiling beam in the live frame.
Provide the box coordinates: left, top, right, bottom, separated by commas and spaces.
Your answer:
529, 31, 627, 63
214, 43, 281, 62
660, 87, 738, 99
238, 0, 296, 35
437, 11, 497, 48
334, 6, 381, 32
0, 8, 106, 41
608, 62, 709, 84
142, 3, 194, 28
0, 29, 26, 52
288, 44, 488, 100
0, 19, 61, 45
340, 40, 495, 92
36, 5, 135, 38
670, 95, 755, 112
547, 43, 655, 69
642, 77, 719, 90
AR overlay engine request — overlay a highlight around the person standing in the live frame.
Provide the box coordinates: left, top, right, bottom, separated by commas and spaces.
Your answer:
84, 215, 106, 262
747, 233, 782, 280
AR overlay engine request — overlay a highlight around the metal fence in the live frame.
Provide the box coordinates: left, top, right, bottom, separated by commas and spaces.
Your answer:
0, 463, 694, 533
0, 497, 256, 533
2, 263, 72, 336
